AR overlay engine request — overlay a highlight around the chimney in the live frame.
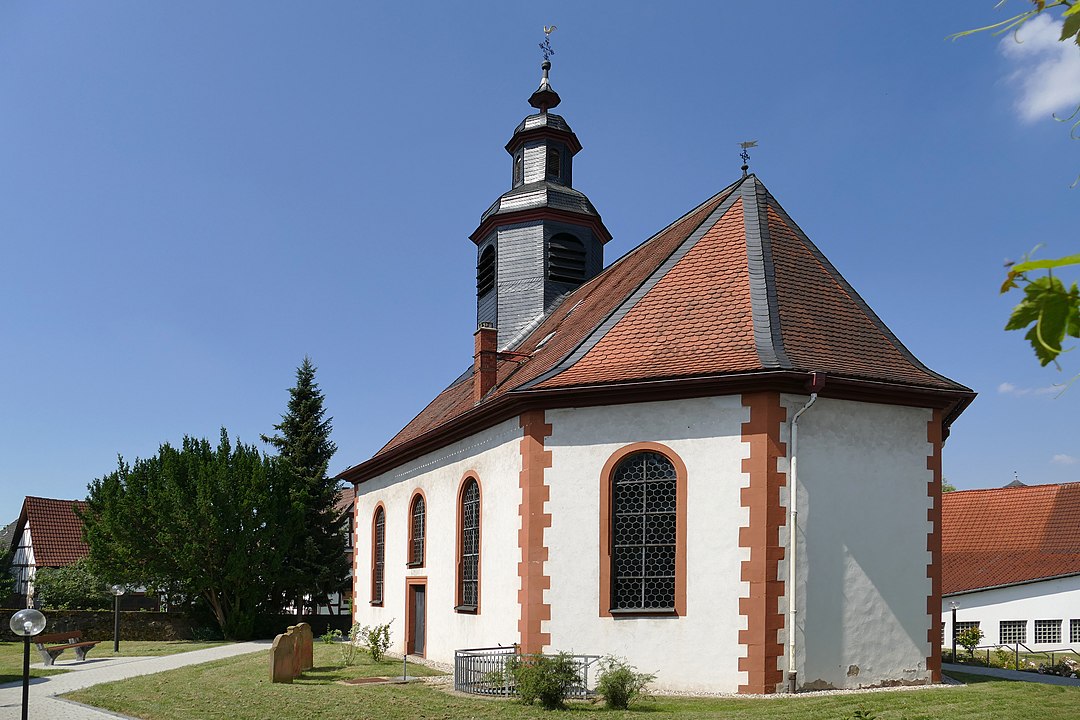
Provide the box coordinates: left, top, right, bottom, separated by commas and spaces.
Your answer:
474, 323, 498, 402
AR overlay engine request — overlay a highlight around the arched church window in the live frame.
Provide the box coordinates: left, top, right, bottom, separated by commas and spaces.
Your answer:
546, 147, 561, 180
457, 477, 481, 612
548, 233, 586, 284
477, 246, 496, 297
371, 505, 385, 605
611, 452, 677, 611
408, 493, 425, 567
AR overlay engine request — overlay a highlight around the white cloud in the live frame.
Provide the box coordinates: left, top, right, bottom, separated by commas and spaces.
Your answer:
999, 14, 1080, 122
998, 381, 1062, 396
1052, 453, 1078, 465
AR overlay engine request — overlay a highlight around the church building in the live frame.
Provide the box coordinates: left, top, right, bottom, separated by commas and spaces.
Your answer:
339, 58, 974, 694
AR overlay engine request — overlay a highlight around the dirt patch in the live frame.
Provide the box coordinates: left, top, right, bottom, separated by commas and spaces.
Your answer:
343, 677, 392, 685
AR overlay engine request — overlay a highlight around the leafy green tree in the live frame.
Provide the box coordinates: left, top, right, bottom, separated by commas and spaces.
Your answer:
0, 547, 15, 602
957, 625, 985, 658
261, 358, 349, 614
942, 479, 957, 493
32, 558, 111, 610
81, 430, 292, 639
953, 3, 1080, 368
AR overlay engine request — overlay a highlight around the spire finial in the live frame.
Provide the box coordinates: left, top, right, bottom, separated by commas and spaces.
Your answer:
529, 26, 561, 113
540, 25, 556, 61
739, 140, 758, 177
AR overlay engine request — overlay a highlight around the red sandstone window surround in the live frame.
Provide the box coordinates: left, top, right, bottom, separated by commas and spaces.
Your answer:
599, 443, 687, 617
456, 475, 482, 613
371, 504, 385, 606
408, 491, 426, 568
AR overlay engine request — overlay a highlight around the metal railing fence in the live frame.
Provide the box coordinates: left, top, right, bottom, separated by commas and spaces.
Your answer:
454, 646, 600, 698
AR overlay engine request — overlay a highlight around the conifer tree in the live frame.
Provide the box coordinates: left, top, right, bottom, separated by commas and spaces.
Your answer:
262, 357, 349, 614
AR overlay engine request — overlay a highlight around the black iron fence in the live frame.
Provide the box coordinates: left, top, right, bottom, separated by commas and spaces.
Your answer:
454, 646, 600, 698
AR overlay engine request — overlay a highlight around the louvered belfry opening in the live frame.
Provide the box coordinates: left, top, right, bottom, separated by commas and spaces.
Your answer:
476, 245, 496, 297
548, 233, 586, 285
546, 147, 561, 181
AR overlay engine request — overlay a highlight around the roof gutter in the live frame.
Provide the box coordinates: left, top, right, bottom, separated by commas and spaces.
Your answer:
336, 371, 973, 486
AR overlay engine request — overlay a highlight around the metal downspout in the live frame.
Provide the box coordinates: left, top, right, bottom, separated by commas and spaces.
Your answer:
787, 372, 825, 693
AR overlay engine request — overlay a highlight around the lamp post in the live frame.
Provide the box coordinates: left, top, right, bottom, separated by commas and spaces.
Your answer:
10, 607, 47, 720
950, 601, 959, 663
112, 585, 126, 653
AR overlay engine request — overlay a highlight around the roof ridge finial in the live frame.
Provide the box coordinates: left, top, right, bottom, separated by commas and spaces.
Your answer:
739, 140, 757, 178
529, 26, 561, 113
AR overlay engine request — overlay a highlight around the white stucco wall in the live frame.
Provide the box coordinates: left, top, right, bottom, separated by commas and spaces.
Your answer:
788, 396, 935, 689
544, 396, 751, 693
943, 575, 1080, 652
353, 417, 524, 662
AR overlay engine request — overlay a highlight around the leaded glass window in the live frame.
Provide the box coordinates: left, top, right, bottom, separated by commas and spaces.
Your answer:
459, 479, 480, 610
409, 494, 425, 566
372, 507, 385, 605
611, 452, 677, 611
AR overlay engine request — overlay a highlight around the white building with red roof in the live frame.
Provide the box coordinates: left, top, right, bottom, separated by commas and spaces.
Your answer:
338, 59, 974, 693
8, 496, 89, 607
942, 482, 1080, 652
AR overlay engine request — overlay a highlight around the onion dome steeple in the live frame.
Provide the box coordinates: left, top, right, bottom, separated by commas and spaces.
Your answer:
470, 53, 611, 350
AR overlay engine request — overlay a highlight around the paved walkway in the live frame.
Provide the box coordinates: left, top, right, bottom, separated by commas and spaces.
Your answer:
943, 662, 1080, 687
0, 641, 270, 720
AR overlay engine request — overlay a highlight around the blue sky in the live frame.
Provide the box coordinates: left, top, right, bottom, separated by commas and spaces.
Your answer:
2, 1, 1078, 521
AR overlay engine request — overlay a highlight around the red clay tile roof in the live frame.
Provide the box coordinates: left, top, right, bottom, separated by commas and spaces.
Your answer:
943, 482, 1080, 594
350, 175, 971, 479
15, 496, 89, 567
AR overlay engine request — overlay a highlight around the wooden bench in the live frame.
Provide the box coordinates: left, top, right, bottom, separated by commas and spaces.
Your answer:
33, 631, 100, 666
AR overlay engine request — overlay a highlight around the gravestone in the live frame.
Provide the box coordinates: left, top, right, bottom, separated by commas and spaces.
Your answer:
294, 622, 313, 671
270, 623, 314, 683
270, 630, 296, 684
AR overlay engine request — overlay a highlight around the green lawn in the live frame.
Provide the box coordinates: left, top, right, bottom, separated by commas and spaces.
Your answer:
62, 645, 1080, 720
0, 640, 229, 685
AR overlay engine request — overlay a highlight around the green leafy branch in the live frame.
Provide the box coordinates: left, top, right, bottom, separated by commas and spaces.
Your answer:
951, 2, 1080, 185
1001, 250, 1080, 367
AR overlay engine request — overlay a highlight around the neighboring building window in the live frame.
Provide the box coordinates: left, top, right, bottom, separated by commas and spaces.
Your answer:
1000, 620, 1026, 644
953, 621, 980, 640
1035, 620, 1062, 644
548, 233, 586, 284
477, 246, 496, 297
611, 451, 678, 611
408, 493, 425, 567
457, 478, 481, 612
1072, 619, 1080, 643
371, 506, 385, 605
546, 147, 561, 180
940, 622, 945, 645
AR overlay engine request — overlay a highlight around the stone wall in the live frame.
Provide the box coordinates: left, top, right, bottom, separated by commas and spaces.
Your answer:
0, 609, 195, 642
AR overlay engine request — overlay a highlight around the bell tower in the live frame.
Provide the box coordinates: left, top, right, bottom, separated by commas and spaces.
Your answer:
470, 59, 611, 350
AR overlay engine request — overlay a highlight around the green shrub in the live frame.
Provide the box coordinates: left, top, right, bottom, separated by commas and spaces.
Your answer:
339, 623, 361, 666
320, 628, 342, 644
596, 655, 655, 710
956, 626, 984, 658
360, 619, 393, 662
993, 647, 1013, 669
510, 652, 580, 710
32, 559, 111, 610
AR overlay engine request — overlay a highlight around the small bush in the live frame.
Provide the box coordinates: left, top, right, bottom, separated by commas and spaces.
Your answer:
339, 623, 361, 666
320, 628, 342, 644
596, 655, 655, 710
360, 619, 393, 662
993, 647, 1013, 669
956, 626, 984, 658
510, 652, 580, 710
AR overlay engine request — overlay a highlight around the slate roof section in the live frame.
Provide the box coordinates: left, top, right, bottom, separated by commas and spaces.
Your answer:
352, 174, 972, 478
943, 483, 1080, 594
12, 496, 89, 567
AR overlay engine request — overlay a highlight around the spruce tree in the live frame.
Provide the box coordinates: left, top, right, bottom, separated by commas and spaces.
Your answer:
262, 357, 349, 614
